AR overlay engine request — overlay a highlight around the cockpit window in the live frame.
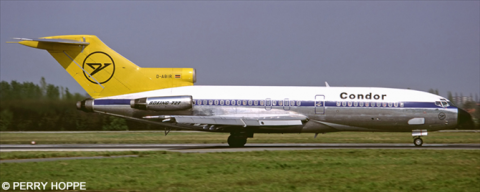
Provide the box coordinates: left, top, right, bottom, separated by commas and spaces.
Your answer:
438, 99, 449, 107
441, 101, 449, 107
440, 99, 450, 107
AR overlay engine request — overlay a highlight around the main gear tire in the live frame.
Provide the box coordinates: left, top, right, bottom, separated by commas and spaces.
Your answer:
228, 135, 247, 147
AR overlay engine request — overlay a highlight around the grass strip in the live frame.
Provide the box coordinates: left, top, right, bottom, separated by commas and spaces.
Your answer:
1, 150, 478, 191
0, 151, 155, 160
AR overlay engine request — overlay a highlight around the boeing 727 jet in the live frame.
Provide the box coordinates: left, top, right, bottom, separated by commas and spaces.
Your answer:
13, 35, 474, 147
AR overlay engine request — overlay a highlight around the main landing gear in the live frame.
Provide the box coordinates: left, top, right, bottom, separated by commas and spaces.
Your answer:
413, 137, 423, 147
227, 132, 253, 147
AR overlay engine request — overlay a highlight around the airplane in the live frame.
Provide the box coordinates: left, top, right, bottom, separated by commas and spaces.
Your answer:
13, 35, 474, 147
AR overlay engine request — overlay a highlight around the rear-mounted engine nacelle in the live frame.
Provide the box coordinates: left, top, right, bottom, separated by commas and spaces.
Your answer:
130, 96, 192, 111
76, 99, 94, 113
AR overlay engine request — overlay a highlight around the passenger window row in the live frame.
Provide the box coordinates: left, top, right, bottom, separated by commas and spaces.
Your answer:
193, 99, 302, 106
336, 101, 404, 108
193, 99, 408, 108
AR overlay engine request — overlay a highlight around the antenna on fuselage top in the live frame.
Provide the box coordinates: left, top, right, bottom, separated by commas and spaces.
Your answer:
325, 82, 330, 87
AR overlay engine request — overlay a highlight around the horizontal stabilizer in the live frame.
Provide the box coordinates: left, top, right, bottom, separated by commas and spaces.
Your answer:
14, 38, 90, 45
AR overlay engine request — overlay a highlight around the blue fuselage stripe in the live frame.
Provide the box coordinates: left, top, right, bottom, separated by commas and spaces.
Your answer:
94, 99, 455, 109
95, 99, 130, 105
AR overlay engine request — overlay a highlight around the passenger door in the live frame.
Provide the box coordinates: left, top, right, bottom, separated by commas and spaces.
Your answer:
284, 98, 290, 110
265, 98, 272, 111
315, 95, 325, 115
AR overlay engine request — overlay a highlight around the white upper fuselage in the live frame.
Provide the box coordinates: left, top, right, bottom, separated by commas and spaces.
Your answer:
92, 85, 458, 133
105, 86, 445, 103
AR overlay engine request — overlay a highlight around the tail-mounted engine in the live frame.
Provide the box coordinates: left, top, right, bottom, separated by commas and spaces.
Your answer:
130, 95, 193, 111
76, 99, 94, 113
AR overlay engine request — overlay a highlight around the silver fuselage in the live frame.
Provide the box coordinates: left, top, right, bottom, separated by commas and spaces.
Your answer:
87, 86, 459, 133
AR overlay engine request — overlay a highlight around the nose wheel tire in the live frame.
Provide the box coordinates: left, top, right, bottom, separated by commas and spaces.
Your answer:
413, 137, 423, 147
228, 135, 247, 147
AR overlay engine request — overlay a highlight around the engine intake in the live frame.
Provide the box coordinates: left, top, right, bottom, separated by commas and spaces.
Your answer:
76, 99, 94, 113
131, 95, 193, 111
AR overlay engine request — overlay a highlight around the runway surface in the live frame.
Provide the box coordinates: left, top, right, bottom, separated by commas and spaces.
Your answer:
1, 143, 478, 163
0, 155, 139, 164
1, 143, 479, 153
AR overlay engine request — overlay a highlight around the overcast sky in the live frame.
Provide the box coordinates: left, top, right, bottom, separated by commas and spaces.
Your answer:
1, 1, 479, 98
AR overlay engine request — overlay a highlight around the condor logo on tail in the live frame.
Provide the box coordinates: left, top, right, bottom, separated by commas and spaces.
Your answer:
82, 52, 115, 84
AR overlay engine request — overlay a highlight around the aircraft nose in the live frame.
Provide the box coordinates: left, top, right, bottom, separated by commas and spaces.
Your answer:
457, 108, 475, 129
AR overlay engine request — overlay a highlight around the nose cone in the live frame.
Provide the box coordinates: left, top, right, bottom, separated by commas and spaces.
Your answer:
457, 108, 475, 129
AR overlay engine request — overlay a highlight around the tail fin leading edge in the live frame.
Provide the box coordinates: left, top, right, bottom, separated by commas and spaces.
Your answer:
17, 35, 195, 98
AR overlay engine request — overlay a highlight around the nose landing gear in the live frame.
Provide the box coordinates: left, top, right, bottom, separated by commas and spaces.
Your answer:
412, 129, 427, 147
413, 137, 423, 147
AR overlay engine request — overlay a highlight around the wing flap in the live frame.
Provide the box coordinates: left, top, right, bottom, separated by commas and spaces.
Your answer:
173, 114, 306, 126
259, 120, 302, 126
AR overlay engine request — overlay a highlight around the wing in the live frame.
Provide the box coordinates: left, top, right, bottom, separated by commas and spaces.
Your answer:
144, 114, 307, 127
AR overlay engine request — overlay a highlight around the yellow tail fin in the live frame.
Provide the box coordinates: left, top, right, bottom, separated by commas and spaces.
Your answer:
18, 35, 195, 98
